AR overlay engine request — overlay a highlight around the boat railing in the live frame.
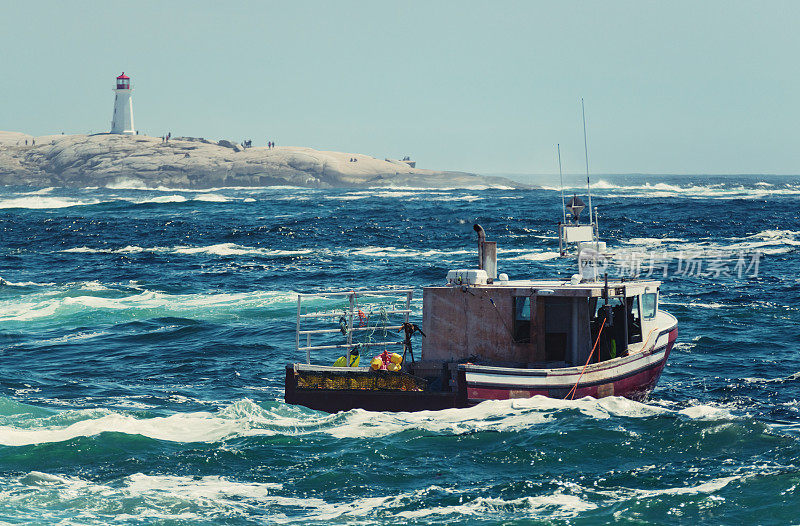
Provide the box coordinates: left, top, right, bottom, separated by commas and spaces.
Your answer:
295, 289, 414, 364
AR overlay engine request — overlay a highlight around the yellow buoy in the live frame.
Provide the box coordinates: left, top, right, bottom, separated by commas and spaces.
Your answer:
387, 362, 401, 372
390, 353, 402, 364
370, 357, 382, 370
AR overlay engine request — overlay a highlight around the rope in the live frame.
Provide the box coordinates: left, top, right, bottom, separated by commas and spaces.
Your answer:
638, 326, 659, 352
483, 291, 514, 338
565, 317, 606, 400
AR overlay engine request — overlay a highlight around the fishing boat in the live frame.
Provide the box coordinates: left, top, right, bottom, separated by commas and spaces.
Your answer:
284, 220, 678, 413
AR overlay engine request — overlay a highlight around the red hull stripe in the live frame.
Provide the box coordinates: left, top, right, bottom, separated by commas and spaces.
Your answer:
466, 326, 677, 401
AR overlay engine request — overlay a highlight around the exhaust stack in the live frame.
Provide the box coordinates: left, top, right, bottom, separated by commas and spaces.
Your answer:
473, 224, 497, 281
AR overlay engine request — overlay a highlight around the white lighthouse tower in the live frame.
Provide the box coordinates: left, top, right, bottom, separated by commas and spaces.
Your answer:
110, 72, 135, 134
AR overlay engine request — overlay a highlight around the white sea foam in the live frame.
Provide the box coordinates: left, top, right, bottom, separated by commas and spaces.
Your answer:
639, 476, 739, 496
0, 196, 101, 209
25, 330, 109, 347
171, 244, 311, 257
0, 279, 56, 287
614, 229, 800, 258
62, 243, 313, 258
0, 396, 739, 447
0, 468, 755, 525
504, 251, 561, 261
624, 237, 688, 246
143, 194, 187, 203
0, 410, 240, 446
433, 194, 482, 202
324, 194, 369, 201
142, 185, 308, 192
0, 288, 299, 324
194, 193, 229, 202
104, 178, 149, 189
322, 189, 487, 202
686, 302, 725, 309
0, 471, 284, 524
567, 179, 800, 199
1, 471, 447, 524
15, 187, 55, 195
396, 494, 597, 520
349, 246, 471, 259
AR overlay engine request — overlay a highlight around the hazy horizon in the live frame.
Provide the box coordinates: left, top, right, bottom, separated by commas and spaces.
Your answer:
2, 1, 799, 175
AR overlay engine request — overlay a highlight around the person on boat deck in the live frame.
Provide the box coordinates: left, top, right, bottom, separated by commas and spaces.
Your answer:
593, 306, 615, 362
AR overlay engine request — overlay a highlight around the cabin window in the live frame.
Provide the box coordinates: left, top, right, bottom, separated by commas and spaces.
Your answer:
590, 297, 622, 319
627, 296, 643, 343
513, 296, 531, 343
642, 293, 657, 318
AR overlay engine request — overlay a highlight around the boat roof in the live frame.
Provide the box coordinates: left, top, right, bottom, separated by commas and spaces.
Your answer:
427, 279, 661, 297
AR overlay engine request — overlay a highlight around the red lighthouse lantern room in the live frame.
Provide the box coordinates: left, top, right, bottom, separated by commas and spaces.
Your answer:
116, 73, 131, 90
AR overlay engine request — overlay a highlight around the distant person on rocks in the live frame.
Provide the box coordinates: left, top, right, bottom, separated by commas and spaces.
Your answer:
32, 139, 35, 146
25, 140, 28, 145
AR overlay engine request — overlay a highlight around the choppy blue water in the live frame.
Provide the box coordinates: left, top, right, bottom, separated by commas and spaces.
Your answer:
1, 176, 799, 524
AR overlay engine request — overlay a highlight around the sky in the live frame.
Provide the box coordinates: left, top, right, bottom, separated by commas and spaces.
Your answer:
2, 1, 799, 176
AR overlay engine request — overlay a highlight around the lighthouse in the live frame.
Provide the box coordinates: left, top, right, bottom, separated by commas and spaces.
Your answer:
110, 72, 135, 135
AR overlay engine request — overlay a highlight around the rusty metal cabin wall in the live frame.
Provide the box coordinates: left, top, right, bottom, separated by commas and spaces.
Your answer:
422, 286, 542, 364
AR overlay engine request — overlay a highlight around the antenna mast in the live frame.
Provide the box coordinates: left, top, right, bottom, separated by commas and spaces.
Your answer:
558, 144, 566, 223
581, 98, 593, 228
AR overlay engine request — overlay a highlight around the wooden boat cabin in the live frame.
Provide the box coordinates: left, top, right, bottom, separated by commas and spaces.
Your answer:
422, 272, 663, 370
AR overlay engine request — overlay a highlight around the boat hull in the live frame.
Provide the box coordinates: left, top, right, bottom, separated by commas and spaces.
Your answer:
465, 326, 677, 403
284, 325, 677, 412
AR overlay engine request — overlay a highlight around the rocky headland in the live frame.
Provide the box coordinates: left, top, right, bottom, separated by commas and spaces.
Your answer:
0, 131, 525, 189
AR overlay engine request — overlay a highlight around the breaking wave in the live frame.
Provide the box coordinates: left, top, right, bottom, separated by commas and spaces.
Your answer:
543, 179, 800, 199
62, 243, 313, 258
617, 229, 800, 256
0, 285, 299, 325
0, 196, 101, 209
0, 396, 742, 447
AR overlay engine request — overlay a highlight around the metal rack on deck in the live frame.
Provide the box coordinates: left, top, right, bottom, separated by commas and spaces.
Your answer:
295, 289, 414, 364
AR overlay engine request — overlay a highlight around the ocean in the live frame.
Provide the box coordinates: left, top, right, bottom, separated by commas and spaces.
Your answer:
0, 176, 798, 524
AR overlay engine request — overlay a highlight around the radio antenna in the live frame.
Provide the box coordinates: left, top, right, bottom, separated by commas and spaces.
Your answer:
581, 98, 594, 229
558, 144, 566, 223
